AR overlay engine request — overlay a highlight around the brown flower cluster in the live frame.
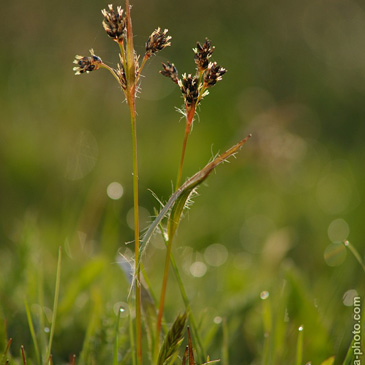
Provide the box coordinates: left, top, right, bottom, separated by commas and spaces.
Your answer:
73, 3, 171, 96
73, 50, 103, 75
160, 38, 226, 111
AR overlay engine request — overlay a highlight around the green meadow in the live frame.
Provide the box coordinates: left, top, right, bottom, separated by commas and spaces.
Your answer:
1, 0, 364, 363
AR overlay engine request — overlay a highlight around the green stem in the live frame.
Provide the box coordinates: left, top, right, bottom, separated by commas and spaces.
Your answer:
155, 104, 196, 361
344, 240, 365, 272
45, 246, 62, 364
176, 106, 195, 189
154, 237, 173, 362
158, 223, 206, 361
100, 63, 123, 86
128, 96, 142, 365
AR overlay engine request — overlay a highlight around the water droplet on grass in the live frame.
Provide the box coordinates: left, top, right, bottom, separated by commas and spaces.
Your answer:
260, 291, 269, 300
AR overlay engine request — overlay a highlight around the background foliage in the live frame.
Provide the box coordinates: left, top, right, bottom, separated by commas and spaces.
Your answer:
1, 0, 364, 363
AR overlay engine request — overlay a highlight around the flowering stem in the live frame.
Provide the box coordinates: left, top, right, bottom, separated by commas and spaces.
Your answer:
175, 106, 195, 189
124, 1, 142, 362
154, 104, 196, 361
128, 92, 142, 365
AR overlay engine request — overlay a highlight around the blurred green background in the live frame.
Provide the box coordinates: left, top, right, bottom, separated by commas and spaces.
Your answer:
1, 0, 365, 363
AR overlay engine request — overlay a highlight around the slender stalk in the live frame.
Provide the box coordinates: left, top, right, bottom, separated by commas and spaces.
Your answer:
45, 246, 62, 364
129, 99, 142, 364
176, 106, 196, 189
25, 300, 41, 365
154, 235, 174, 362
176, 122, 191, 189
125, 1, 142, 362
158, 222, 205, 360
296, 326, 304, 365
344, 240, 365, 272
155, 103, 197, 361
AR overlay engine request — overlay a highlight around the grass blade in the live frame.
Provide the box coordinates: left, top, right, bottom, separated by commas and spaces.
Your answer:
138, 135, 252, 270
182, 346, 189, 365
296, 326, 303, 365
222, 318, 229, 365
321, 356, 335, 365
157, 221, 205, 362
20, 345, 26, 365
24, 300, 41, 365
342, 334, 355, 365
113, 306, 123, 365
1, 338, 12, 364
344, 241, 365, 272
45, 246, 62, 362
187, 326, 195, 365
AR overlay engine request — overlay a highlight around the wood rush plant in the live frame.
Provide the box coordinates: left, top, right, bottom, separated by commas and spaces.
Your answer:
73, 1, 250, 363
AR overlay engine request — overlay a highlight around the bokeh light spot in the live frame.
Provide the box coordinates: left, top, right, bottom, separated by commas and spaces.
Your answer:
189, 261, 207, 277
126, 206, 150, 231
107, 182, 124, 200
213, 316, 223, 324
204, 243, 228, 267
324, 242, 347, 267
328, 218, 349, 242
343, 289, 359, 306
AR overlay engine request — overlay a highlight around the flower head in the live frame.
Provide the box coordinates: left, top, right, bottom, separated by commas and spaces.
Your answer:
73, 50, 102, 75
203, 62, 227, 88
145, 28, 171, 56
101, 4, 126, 41
193, 38, 215, 72
178, 73, 200, 108
160, 62, 179, 84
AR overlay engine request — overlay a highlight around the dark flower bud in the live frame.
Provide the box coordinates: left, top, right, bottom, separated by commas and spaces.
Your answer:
178, 73, 199, 107
101, 4, 126, 41
73, 50, 102, 75
145, 28, 171, 56
193, 38, 215, 72
160, 62, 179, 84
203, 62, 226, 87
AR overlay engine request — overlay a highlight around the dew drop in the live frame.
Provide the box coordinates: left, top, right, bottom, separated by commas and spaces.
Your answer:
113, 302, 128, 317
260, 291, 270, 300
298, 325, 304, 331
